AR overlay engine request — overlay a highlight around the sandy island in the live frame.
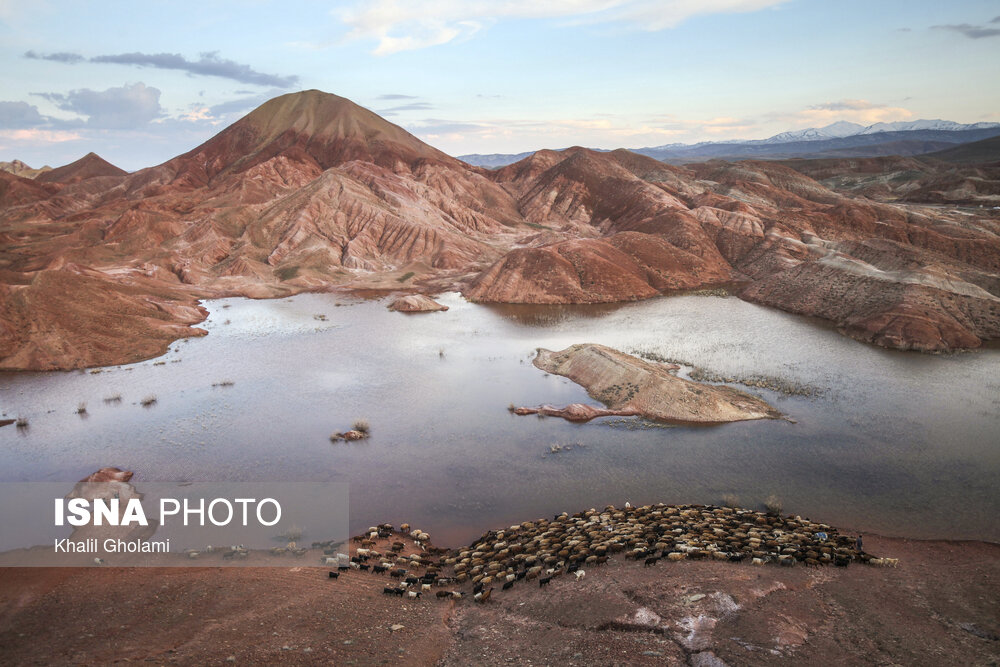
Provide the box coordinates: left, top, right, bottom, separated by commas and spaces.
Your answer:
514, 344, 783, 424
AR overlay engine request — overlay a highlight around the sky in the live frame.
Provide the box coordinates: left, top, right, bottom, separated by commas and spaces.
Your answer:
1, 0, 998, 171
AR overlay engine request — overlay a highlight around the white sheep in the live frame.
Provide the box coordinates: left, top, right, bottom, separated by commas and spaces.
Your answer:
573, 570, 585, 581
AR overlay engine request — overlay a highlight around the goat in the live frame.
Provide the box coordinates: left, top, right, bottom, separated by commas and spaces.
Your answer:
502, 580, 514, 591
539, 576, 552, 587
328, 571, 339, 579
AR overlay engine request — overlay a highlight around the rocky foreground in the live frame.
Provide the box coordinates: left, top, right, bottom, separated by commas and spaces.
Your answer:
0, 519, 996, 665
2, 90, 1000, 370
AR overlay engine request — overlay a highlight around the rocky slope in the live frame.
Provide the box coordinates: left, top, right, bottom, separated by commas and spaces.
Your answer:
2, 90, 999, 369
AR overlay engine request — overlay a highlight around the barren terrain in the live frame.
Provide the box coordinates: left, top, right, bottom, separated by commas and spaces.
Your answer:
0, 532, 996, 666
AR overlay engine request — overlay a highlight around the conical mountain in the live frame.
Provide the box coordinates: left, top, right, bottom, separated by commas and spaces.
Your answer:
36, 152, 126, 183
168, 89, 460, 182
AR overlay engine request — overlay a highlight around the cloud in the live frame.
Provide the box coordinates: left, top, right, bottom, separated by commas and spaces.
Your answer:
377, 94, 419, 100
338, 0, 789, 55
377, 102, 434, 116
23, 50, 299, 87
35, 83, 164, 129
207, 89, 286, 116
932, 20, 1000, 39
0, 101, 48, 128
24, 50, 85, 64
90, 52, 300, 87
0, 128, 82, 144
783, 99, 913, 126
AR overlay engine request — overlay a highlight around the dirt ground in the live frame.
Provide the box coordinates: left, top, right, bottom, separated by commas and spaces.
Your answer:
0, 533, 997, 666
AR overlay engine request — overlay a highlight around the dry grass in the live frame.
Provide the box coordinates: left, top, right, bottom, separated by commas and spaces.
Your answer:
140, 395, 157, 407
76, 403, 88, 415
15, 417, 28, 429
103, 394, 122, 404
722, 493, 740, 508
352, 419, 370, 434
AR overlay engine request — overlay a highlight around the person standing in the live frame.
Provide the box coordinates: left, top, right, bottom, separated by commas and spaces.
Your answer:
855, 534, 863, 552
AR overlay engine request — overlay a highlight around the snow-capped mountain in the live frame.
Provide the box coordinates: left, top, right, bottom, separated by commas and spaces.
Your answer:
762, 121, 865, 144
858, 119, 1000, 134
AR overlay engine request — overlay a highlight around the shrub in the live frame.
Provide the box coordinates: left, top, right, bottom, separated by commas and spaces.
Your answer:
103, 394, 122, 404
352, 419, 370, 434
764, 494, 783, 516
140, 395, 157, 407
76, 403, 88, 415
15, 417, 28, 429
722, 493, 739, 508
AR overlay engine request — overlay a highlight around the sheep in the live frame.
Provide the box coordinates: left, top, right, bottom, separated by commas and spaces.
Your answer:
667, 552, 686, 562
407, 591, 421, 600
751, 557, 764, 566
573, 570, 585, 581
644, 556, 659, 567
383, 586, 397, 596
421, 583, 432, 592
390, 569, 406, 578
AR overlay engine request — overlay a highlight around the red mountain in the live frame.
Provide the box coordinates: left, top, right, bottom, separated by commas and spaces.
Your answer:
36, 152, 127, 184
1, 90, 998, 369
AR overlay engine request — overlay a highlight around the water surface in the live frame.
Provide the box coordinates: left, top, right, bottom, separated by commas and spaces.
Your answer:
2, 292, 998, 546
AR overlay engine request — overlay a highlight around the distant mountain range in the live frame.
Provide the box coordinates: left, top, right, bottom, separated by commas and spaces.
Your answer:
458, 120, 1000, 168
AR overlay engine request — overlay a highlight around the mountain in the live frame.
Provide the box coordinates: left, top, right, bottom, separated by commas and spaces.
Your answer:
2, 90, 999, 370
457, 151, 537, 169
458, 120, 1000, 168
922, 134, 1000, 165
858, 119, 1000, 134
759, 121, 864, 144
0, 159, 51, 179
35, 152, 127, 184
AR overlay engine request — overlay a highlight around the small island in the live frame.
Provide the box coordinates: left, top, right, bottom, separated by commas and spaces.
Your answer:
516, 344, 782, 424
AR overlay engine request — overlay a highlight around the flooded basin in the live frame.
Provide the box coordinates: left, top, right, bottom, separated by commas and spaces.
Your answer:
1, 291, 998, 546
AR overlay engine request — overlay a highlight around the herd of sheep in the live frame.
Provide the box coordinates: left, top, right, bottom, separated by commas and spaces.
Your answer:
323, 503, 895, 602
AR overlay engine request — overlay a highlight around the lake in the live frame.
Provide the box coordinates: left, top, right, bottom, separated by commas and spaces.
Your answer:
2, 291, 998, 546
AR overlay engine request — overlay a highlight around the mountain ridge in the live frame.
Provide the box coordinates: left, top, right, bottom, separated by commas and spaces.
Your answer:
1, 89, 998, 370
460, 120, 1000, 168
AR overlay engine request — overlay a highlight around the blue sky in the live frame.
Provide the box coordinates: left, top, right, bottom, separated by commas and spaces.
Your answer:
1, 0, 998, 170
